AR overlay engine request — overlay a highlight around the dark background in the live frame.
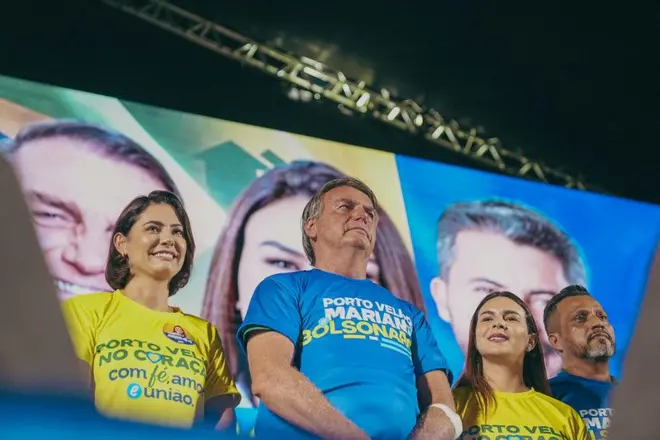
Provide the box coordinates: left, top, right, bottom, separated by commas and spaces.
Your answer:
1, 0, 656, 203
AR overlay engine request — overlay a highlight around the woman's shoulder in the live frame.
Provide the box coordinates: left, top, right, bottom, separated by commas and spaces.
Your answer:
452, 386, 471, 397
177, 312, 218, 339
61, 291, 115, 310
451, 386, 475, 406
451, 386, 480, 422
530, 390, 582, 418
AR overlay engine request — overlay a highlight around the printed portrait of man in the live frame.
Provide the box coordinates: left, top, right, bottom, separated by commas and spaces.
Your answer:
429, 200, 587, 378
2, 119, 180, 301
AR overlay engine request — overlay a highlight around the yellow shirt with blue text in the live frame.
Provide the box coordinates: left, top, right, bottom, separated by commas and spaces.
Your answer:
453, 387, 589, 440
61, 290, 239, 428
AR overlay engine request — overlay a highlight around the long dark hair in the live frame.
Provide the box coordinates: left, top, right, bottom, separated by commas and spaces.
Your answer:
105, 190, 195, 296
201, 160, 424, 402
454, 291, 551, 418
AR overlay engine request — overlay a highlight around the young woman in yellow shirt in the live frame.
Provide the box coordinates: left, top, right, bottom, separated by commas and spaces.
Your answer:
452, 290, 589, 440
61, 190, 240, 428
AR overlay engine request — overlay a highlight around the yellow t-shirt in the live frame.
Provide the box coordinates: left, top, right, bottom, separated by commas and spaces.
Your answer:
61, 290, 240, 428
453, 387, 589, 440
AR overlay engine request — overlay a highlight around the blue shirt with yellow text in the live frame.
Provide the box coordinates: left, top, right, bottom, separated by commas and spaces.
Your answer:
550, 371, 615, 440
237, 269, 451, 440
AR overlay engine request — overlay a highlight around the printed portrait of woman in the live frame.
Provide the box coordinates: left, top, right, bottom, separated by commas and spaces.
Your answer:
201, 160, 425, 413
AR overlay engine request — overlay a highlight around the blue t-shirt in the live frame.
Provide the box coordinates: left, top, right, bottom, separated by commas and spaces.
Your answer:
237, 269, 451, 440
550, 371, 615, 440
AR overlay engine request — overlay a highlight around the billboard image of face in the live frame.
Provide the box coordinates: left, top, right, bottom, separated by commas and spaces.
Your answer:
427, 200, 583, 378
7, 123, 178, 300
2, 74, 659, 434
396, 154, 660, 381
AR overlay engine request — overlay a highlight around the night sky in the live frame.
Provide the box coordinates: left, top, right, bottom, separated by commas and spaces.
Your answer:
2, 0, 655, 203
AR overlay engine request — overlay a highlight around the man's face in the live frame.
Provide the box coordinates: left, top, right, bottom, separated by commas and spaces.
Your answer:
549, 295, 615, 363
304, 186, 378, 260
12, 136, 167, 300
237, 195, 381, 317
430, 229, 568, 377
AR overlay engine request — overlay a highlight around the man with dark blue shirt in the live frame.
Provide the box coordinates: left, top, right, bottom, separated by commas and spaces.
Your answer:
237, 177, 461, 440
544, 285, 616, 440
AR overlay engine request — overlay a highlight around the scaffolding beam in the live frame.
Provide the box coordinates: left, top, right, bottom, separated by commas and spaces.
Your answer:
102, 0, 602, 193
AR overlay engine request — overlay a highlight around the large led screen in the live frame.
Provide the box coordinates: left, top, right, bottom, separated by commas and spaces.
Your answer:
2, 74, 659, 434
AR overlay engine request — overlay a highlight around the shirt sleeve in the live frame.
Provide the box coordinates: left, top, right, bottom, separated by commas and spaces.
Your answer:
204, 325, 240, 401
411, 308, 453, 384
568, 408, 590, 440
451, 387, 477, 429
451, 388, 468, 418
236, 275, 302, 353
60, 298, 96, 365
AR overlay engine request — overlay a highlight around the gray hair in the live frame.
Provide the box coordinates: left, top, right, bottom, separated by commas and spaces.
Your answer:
436, 200, 587, 286
301, 177, 379, 265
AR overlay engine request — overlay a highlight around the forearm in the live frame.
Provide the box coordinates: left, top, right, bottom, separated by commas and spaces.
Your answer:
199, 394, 241, 427
215, 408, 235, 430
256, 367, 368, 440
409, 406, 456, 440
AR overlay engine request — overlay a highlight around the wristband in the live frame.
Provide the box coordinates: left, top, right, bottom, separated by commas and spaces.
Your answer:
429, 403, 463, 440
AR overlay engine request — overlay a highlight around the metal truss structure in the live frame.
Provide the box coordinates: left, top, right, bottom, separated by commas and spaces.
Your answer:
102, 0, 599, 192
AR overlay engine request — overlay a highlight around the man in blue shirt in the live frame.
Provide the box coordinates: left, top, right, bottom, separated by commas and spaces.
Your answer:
237, 177, 460, 440
544, 285, 616, 440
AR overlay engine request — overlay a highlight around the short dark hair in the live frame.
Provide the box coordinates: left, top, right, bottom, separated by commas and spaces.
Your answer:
301, 176, 380, 265
7, 120, 180, 198
543, 284, 591, 331
106, 190, 195, 296
436, 200, 587, 285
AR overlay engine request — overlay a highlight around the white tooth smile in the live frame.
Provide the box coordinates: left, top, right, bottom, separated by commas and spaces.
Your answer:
55, 279, 100, 296
153, 252, 176, 260
489, 336, 508, 342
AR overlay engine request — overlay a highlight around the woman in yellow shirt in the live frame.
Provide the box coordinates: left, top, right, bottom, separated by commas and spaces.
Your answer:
61, 190, 240, 428
453, 291, 588, 440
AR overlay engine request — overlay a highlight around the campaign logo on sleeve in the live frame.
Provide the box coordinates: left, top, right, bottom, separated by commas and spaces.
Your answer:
163, 324, 195, 346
